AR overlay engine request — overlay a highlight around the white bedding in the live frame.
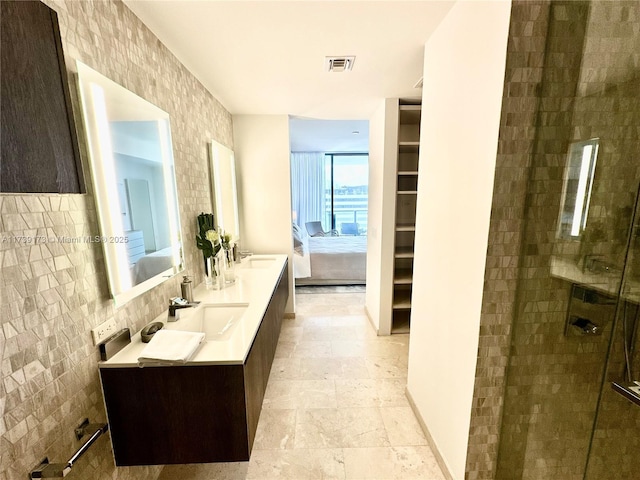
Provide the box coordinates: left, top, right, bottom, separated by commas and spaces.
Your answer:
308, 235, 367, 254
294, 235, 367, 283
293, 240, 311, 278
132, 246, 177, 284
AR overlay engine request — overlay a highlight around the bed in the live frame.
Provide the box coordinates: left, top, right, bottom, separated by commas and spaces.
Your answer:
294, 234, 367, 285
131, 246, 177, 284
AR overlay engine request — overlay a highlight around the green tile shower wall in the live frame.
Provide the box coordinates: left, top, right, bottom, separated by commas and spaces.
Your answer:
467, 1, 640, 479
0, 1, 232, 479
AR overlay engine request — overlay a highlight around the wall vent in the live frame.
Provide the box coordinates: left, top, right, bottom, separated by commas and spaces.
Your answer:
325, 56, 355, 72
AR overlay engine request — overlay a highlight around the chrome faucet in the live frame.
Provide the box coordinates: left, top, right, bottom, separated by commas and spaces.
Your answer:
168, 297, 199, 321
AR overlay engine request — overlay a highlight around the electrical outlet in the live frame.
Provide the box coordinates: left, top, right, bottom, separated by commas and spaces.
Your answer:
91, 318, 118, 345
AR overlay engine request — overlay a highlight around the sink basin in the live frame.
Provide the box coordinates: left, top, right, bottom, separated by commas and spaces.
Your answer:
245, 257, 276, 269
168, 303, 248, 341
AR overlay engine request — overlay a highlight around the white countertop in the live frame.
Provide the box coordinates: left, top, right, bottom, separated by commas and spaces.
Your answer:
99, 254, 287, 368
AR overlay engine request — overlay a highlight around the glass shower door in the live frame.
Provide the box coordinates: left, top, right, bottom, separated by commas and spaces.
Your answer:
586, 184, 640, 479
495, 1, 640, 478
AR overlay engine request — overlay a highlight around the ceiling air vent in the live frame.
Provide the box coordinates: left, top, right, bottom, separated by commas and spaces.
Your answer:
325, 56, 355, 73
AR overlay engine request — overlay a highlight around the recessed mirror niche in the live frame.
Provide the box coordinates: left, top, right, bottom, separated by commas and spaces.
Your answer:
76, 61, 183, 306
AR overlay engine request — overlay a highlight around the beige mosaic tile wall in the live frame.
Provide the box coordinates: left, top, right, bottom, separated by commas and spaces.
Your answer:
464, 2, 551, 478
495, 3, 598, 479
468, 1, 640, 479
1, 1, 232, 479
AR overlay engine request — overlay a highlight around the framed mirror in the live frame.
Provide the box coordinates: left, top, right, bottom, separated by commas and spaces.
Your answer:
76, 61, 183, 306
210, 140, 240, 239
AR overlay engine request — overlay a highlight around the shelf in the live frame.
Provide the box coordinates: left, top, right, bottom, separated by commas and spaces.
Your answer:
399, 105, 422, 126
393, 290, 412, 309
394, 269, 413, 284
399, 143, 419, 153
394, 246, 414, 258
395, 224, 415, 232
391, 317, 411, 334
389, 100, 421, 336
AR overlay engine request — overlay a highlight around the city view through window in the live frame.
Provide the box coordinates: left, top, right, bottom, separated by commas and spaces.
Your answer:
323, 154, 368, 236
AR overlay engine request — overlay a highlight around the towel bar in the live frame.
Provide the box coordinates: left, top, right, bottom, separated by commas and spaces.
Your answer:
30, 419, 109, 478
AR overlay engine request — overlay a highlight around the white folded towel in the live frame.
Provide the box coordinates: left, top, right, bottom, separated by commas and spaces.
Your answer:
138, 329, 205, 366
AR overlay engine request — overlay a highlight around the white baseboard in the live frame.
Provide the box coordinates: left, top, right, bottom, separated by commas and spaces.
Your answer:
405, 387, 456, 480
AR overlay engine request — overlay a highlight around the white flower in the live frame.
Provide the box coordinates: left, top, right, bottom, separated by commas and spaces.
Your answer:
205, 229, 220, 245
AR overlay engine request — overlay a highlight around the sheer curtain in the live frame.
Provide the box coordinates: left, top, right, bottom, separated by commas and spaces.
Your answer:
290, 152, 326, 233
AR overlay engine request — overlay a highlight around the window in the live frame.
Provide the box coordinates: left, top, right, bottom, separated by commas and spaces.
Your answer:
324, 154, 369, 236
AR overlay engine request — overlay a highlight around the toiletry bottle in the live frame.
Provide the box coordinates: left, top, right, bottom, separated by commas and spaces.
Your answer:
180, 276, 193, 302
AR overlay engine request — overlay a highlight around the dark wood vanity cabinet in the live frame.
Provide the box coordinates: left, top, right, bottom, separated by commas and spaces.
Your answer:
99, 262, 289, 465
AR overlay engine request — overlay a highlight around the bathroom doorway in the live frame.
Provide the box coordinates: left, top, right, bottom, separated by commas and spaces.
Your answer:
289, 117, 370, 287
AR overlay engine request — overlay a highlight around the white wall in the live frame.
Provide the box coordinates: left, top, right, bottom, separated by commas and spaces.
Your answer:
232, 115, 295, 313
365, 98, 399, 333
406, 1, 511, 479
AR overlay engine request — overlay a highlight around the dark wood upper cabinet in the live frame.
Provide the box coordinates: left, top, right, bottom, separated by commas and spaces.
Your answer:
1, 0, 84, 193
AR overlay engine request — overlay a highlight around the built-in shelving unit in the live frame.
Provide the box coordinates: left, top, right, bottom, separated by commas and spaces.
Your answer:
391, 100, 421, 334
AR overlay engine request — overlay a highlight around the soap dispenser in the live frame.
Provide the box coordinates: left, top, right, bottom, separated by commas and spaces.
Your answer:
180, 275, 193, 302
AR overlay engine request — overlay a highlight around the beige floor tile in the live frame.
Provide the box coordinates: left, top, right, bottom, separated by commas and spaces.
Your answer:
158, 462, 248, 480
296, 293, 364, 307
247, 448, 346, 479
378, 333, 410, 345
270, 357, 304, 380
281, 315, 307, 328
335, 378, 379, 407
364, 356, 408, 379
302, 325, 363, 341
274, 340, 296, 358
158, 289, 444, 480
300, 357, 370, 380
292, 340, 333, 358
380, 407, 428, 446
263, 379, 337, 409
253, 409, 297, 450
335, 378, 410, 408
279, 325, 304, 342
295, 407, 389, 448
297, 304, 361, 316
343, 446, 445, 480
374, 379, 411, 407
332, 340, 410, 358
301, 315, 369, 328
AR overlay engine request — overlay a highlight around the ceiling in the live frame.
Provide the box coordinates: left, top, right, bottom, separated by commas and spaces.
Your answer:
123, 0, 455, 119
289, 117, 369, 152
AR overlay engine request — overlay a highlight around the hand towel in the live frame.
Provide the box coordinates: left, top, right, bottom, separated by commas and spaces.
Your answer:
138, 329, 205, 366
